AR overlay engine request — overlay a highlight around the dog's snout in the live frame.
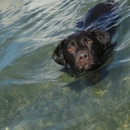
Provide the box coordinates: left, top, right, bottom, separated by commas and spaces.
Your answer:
77, 51, 89, 62
76, 50, 91, 69
78, 53, 88, 62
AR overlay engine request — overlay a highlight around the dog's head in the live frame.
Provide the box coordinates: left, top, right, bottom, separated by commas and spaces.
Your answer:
52, 29, 110, 72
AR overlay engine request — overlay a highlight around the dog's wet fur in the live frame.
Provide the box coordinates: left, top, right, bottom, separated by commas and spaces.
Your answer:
52, 1, 118, 73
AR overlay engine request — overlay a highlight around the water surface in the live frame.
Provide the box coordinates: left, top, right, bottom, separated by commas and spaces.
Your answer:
0, 0, 130, 129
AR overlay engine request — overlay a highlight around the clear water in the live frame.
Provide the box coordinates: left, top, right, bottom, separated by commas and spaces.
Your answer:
0, 0, 130, 130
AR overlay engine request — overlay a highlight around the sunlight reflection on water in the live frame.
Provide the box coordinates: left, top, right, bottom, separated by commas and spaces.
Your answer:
0, 0, 130, 130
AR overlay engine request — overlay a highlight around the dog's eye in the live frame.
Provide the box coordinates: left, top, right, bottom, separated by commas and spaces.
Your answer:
84, 38, 93, 45
68, 45, 75, 52
87, 39, 93, 44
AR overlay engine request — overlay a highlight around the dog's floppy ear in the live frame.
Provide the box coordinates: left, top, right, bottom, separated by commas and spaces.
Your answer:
52, 39, 66, 66
88, 29, 111, 50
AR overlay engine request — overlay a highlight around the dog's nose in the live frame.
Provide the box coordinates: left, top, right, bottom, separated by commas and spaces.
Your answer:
76, 51, 91, 69
77, 52, 88, 62
76, 50, 92, 70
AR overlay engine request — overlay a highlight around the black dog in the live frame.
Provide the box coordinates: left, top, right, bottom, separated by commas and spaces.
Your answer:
52, 1, 119, 74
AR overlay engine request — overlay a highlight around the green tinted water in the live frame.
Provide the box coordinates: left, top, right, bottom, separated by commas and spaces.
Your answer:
0, 0, 130, 129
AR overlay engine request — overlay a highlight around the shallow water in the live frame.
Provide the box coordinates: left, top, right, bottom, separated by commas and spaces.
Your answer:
0, 0, 130, 129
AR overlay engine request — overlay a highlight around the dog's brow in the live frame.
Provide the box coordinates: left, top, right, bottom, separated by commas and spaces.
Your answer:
86, 31, 103, 48
70, 40, 75, 45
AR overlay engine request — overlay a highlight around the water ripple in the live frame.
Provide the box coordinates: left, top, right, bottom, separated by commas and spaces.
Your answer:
0, 0, 130, 129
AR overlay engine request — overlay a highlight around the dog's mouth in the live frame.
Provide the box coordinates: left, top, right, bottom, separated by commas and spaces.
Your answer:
76, 61, 95, 71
